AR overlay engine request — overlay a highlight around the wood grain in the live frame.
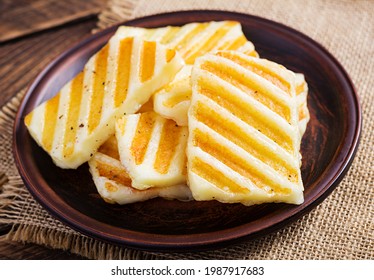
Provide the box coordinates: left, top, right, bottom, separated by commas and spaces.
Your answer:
0, 19, 97, 108
0, 2, 102, 259
0, 0, 106, 43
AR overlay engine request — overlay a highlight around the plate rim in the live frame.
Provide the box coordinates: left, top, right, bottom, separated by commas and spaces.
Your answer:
13, 10, 362, 251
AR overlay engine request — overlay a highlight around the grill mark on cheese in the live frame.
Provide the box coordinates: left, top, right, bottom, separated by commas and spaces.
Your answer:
88, 44, 109, 133
25, 111, 33, 127
227, 35, 247, 50
96, 160, 131, 186
193, 129, 291, 194
200, 61, 291, 122
140, 41, 156, 82
42, 93, 60, 152
176, 24, 209, 54
114, 37, 133, 107
162, 77, 191, 108
216, 51, 291, 95
137, 99, 154, 113
245, 50, 259, 57
197, 78, 293, 152
63, 71, 84, 157
163, 90, 191, 108
296, 81, 305, 95
299, 103, 308, 120
164, 76, 188, 92
194, 102, 299, 182
131, 113, 156, 165
216, 40, 231, 51
105, 182, 119, 192
165, 49, 176, 63
184, 22, 235, 64
191, 157, 250, 194
116, 117, 127, 136
154, 119, 181, 174
98, 137, 120, 160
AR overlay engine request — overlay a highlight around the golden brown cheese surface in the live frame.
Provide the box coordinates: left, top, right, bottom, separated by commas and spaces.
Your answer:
115, 112, 188, 190
114, 21, 258, 65
187, 51, 304, 206
88, 136, 192, 204
25, 37, 184, 169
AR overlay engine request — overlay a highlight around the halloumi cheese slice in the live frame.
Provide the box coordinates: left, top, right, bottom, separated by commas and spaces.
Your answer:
153, 65, 192, 126
88, 136, 192, 204
115, 112, 188, 190
115, 21, 259, 127
153, 55, 309, 134
295, 73, 310, 138
187, 51, 304, 205
153, 65, 310, 134
114, 21, 258, 64
25, 37, 184, 169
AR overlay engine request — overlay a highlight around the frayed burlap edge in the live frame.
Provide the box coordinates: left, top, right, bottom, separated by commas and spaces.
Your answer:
0, 91, 27, 223
5, 224, 164, 260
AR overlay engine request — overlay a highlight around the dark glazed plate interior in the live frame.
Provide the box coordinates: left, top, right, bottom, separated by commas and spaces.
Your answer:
13, 11, 361, 251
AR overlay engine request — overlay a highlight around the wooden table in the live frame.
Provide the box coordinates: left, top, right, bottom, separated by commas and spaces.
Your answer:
0, 0, 107, 260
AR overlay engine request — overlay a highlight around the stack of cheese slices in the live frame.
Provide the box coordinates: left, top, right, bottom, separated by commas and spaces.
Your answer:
25, 21, 310, 206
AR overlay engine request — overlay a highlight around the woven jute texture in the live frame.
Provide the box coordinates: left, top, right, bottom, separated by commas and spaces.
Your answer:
0, 0, 373, 259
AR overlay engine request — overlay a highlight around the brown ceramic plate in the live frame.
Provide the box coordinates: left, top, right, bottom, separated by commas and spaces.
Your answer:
13, 11, 361, 251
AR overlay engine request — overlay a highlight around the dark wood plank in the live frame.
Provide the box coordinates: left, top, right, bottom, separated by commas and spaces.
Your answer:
0, 8, 101, 259
0, 19, 98, 108
0, 0, 106, 43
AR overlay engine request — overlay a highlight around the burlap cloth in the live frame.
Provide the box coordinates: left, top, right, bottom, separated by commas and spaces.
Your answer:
0, 0, 373, 259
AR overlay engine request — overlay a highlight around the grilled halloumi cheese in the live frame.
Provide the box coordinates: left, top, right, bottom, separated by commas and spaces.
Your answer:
295, 73, 310, 138
115, 112, 188, 190
187, 51, 304, 205
113, 21, 258, 127
25, 37, 184, 169
153, 65, 310, 133
153, 65, 192, 126
88, 136, 192, 204
153, 65, 310, 136
114, 21, 258, 64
